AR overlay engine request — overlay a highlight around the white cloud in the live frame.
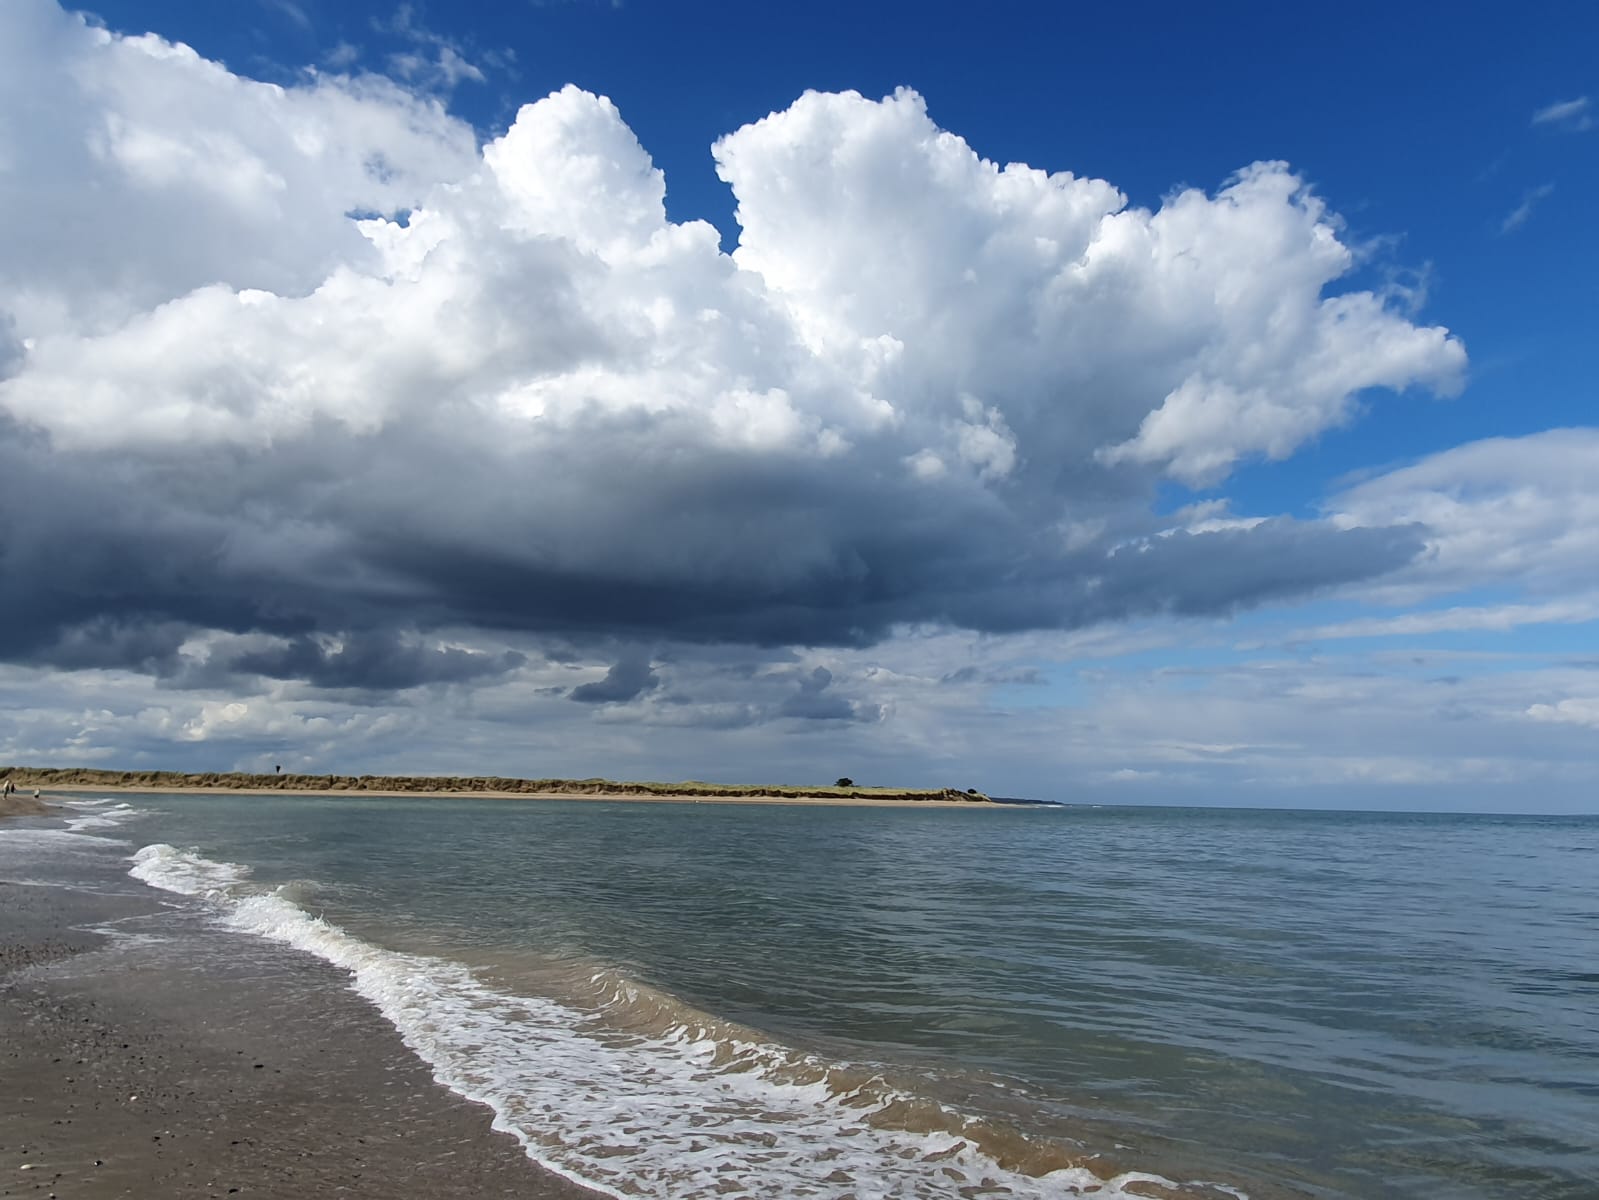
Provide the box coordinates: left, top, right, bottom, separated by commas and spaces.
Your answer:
1531, 96, 1593, 132
1281, 598, 1599, 643
1501, 183, 1554, 233
375, 4, 497, 92
715, 92, 1464, 486
1330, 428, 1599, 601
260, 0, 312, 32
1527, 697, 1599, 730
0, 0, 478, 338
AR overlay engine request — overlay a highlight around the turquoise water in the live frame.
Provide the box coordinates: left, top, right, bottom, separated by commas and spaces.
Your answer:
27, 795, 1599, 1198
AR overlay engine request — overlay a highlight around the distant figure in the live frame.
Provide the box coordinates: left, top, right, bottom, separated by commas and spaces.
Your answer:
275, 765, 282, 774
31, 789, 41, 799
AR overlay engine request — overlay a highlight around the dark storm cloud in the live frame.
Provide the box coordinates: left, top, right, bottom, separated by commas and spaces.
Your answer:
24, 617, 194, 676
0, 403, 1428, 691
778, 667, 861, 721
230, 631, 527, 690
570, 655, 660, 704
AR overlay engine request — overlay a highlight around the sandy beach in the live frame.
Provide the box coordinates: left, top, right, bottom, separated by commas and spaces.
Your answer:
0, 865, 604, 1199
27, 783, 1000, 809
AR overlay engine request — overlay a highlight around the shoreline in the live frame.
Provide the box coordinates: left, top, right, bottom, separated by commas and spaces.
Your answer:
2, 766, 996, 807
27, 782, 1006, 808
0, 874, 606, 1199
0, 793, 53, 819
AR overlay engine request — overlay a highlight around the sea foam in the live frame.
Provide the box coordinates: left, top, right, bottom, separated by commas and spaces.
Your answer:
129, 842, 1226, 1199
62, 800, 141, 833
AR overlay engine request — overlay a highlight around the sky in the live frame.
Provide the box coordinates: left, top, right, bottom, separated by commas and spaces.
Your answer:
1, 0, 1596, 811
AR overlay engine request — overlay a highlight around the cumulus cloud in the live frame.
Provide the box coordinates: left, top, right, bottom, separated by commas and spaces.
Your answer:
0, 0, 478, 339
0, 5, 1469, 693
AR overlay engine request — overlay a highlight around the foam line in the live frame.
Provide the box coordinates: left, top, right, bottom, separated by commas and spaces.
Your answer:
130, 843, 1226, 1200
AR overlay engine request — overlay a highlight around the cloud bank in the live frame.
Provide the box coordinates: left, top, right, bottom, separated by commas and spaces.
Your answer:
0, 2, 1468, 690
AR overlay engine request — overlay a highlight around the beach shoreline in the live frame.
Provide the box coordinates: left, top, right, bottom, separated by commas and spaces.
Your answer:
0, 875, 606, 1200
0, 793, 53, 819
1, 766, 998, 808
25, 782, 1004, 808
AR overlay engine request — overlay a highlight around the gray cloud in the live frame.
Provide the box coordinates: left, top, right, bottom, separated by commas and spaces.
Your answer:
570, 655, 660, 704
230, 632, 527, 691
0, 404, 1427, 681
779, 667, 859, 721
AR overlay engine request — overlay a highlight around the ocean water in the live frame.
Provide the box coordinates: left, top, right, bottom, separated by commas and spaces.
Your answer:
5, 794, 1597, 1199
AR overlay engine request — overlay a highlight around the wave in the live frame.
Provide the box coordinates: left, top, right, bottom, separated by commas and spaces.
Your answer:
129, 842, 1241, 1199
61, 800, 141, 833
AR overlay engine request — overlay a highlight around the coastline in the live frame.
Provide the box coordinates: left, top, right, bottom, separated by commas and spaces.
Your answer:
2, 767, 995, 807
25, 783, 1004, 808
0, 876, 606, 1200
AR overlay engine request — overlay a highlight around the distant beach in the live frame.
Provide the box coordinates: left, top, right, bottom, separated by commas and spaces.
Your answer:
3, 766, 996, 808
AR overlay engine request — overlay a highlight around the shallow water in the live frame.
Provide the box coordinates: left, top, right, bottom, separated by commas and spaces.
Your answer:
8, 795, 1598, 1198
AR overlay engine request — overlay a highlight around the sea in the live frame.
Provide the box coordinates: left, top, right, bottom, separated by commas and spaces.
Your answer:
3, 793, 1596, 1200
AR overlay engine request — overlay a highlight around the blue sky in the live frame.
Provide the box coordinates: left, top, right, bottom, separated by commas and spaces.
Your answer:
1, 0, 1595, 809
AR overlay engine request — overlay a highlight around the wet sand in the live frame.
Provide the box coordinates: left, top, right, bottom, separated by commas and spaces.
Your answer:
0, 793, 53, 818
0, 880, 606, 1200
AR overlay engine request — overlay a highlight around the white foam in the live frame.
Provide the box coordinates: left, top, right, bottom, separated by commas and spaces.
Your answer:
128, 842, 1224, 1199
129, 843, 253, 900
1, 827, 132, 850
62, 801, 141, 832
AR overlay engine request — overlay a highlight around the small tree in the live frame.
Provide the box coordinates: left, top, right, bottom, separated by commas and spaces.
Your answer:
835, 776, 854, 788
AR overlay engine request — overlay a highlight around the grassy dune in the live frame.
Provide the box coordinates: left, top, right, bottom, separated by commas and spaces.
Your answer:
0, 766, 990, 804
